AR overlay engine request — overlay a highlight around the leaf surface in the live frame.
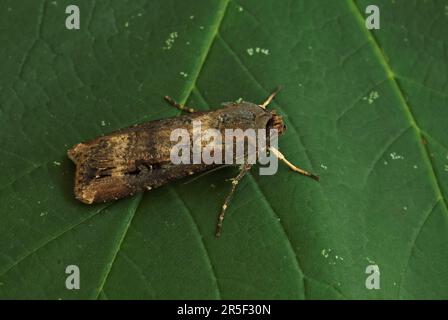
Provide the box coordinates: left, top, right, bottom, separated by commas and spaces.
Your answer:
0, 0, 447, 299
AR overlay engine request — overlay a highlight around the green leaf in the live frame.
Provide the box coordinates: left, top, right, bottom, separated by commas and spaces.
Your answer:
0, 0, 447, 299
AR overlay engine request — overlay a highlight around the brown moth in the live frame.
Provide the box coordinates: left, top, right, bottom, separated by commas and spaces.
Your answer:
67, 89, 318, 237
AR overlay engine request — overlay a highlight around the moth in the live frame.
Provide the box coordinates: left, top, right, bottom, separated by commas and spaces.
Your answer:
67, 88, 319, 237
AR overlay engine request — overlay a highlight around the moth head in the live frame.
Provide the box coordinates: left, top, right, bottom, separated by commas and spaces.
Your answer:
267, 110, 286, 136
257, 87, 286, 134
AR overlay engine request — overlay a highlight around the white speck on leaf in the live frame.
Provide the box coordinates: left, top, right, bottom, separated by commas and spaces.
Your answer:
363, 91, 380, 104
125, 21, 129, 27
53, 161, 61, 166
246, 47, 269, 56
40, 211, 48, 217
390, 152, 404, 160
413, 164, 418, 169
101, 120, 106, 126
444, 164, 448, 172
366, 257, 376, 264
320, 164, 328, 170
163, 32, 178, 50
238, 6, 243, 12
199, 25, 204, 30
180, 71, 188, 78
189, 15, 194, 19
321, 248, 332, 258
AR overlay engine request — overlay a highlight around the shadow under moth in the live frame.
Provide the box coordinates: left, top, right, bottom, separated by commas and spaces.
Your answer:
67, 88, 319, 237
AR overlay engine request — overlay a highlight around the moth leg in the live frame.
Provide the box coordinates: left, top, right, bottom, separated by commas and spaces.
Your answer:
215, 163, 252, 238
259, 86, 282, 109
269, 147, 320, 181
163, 96, 195, 113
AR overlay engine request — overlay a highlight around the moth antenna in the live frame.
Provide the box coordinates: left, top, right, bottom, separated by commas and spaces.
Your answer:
163, 95, 195, 113
260, 86, 282, 109
269, 147, 319, 181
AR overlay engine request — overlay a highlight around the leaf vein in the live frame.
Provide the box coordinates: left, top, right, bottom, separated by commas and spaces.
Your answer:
94, 194, 143, 299
246, 174, 306, 298
0, 204, 111, 277
171, 187, 222, 299
397, 200, 441, 299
